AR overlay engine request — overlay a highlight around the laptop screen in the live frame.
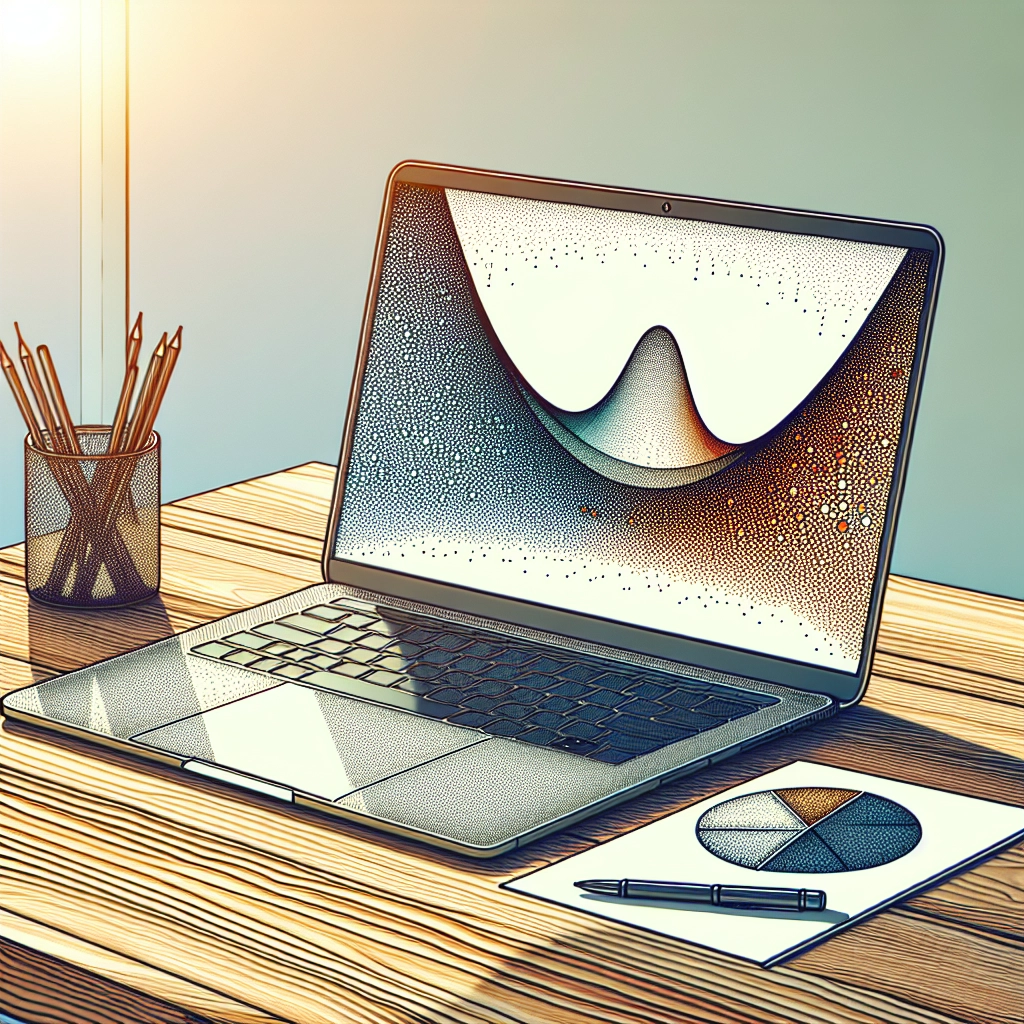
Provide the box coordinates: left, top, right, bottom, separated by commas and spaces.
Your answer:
334, 182, 931, 673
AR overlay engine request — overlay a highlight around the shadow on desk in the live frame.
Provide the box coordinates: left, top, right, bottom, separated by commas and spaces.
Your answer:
24, 595, 174, 677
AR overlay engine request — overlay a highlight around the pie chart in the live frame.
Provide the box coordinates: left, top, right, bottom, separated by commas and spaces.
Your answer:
696, 787, 922, 872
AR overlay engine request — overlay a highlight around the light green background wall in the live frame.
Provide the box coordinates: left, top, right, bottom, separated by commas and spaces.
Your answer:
4, 1, 1021, 601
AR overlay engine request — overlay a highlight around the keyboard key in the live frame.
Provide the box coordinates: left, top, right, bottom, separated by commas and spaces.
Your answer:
224, 632, 274, 651
283, 649, 316, 662
552, 737, 598, 755
560, 721, 607, 741
602, 714, 679, 742
482, 719, 527, 737
582, 689, 621, 708
330, 662, 371, 679
518, 727, 558, 745
493, 703, 533, 720
303, 604, 347, 622
306, 654, 341, 671
272, 663, 311, 680
559, 664, 605, 683
660, 686, 710, 708
302, 671, 458, 720
526, 711, 564, 730
451, 656, 489, 673
464, 695, 501, 712
264, 642, 296, 657
359, 619, 403, 636
620, 698, 663, 717
333, 626, 370, 643
487, 664, 522, 681
573, 704, 613, 723
224, 649, 261, 666
384, 640, 422, 656
468, 679, 513, 697
249, 657, 286, 673
345, 648, 378, 664
355, 633, 392, 651
343, 614, 377, 628
624, 681, 670, 700
365, 669, 403, 687
461, 642, 501, 659
420, 649, 460, 666
527, 656, 571, 675
656, 707, 718, 730
432, 633, 471, 652
374, 655, 409, 673
691, 697, 758, 719
539, 696, 575, 712
448, 711, 493, 729
513, 672, 556, 691
591, 747, 635, 764
312, 638, 354, 656
430, 688, 474, 705
491, 648, 535, 666
395, 678, 435, 695
602, 732, 664, 755
500, 687, 536, 706
253, 622, 321, 646
547, 680, 590, 700
403, 628, 439, 645
593, 672, 637, 691
443, 671, 480, 688
191, 641, 234, 659
279, 613, 340, 636
408, 664, 444, 680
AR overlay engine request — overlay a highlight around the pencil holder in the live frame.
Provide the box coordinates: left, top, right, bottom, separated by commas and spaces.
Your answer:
25, 426, 161, 608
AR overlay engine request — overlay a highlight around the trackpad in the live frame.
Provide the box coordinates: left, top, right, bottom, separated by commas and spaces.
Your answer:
132, 682, 485, 801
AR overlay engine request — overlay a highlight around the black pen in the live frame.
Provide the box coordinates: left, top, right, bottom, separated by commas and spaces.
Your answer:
574, 879, 826, 912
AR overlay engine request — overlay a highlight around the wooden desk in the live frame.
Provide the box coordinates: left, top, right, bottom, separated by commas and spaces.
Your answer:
1, 463, 1021, 1024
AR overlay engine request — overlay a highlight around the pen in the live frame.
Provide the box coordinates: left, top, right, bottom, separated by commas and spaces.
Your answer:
574, 879, 826, 912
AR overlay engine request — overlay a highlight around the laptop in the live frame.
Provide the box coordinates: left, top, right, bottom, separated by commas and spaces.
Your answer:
1, 162, 943, 856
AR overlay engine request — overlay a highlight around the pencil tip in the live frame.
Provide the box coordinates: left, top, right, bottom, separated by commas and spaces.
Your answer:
0, 340, 10, 367
18, 338, 30, 358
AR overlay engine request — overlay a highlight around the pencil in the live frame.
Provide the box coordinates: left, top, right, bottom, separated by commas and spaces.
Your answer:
108, 364, 139, 454
127, 311, 143, 367
0, 340, 47, 449
16, 327, 62, 452
38, 345, 83, 455
124, 333, 166, 453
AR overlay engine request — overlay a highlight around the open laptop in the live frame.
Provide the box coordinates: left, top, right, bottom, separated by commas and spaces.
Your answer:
1, 162, 943, 856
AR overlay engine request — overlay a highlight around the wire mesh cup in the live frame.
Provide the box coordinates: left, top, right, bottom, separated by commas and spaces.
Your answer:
24, 426, 160, 607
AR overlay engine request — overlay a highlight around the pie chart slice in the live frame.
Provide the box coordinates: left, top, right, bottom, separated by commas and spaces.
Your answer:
696, 787, 922, 873
698, 828, 801, 869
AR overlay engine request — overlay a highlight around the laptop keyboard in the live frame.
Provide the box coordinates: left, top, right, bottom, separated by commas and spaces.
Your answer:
189, 598, 779, 764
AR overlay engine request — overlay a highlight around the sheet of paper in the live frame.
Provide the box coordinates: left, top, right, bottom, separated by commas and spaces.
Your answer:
504, 762, 1024, 966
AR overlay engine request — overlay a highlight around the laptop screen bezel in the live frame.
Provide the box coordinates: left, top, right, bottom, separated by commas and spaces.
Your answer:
323, 160, 944, 705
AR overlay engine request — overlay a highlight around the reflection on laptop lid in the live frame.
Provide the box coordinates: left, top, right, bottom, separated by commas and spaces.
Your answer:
332, 178, 934, 687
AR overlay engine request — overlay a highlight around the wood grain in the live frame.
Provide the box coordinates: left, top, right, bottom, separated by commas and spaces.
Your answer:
793, 911, 1024, 1024
0, 726, 990, 1024
0, 934, 215, 1024
870, 651, 1024, 709
878, 575, 1024, 683
1, 462, 1022, 1024
0, 907, 282, 1023
905, 845, 1024, 940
